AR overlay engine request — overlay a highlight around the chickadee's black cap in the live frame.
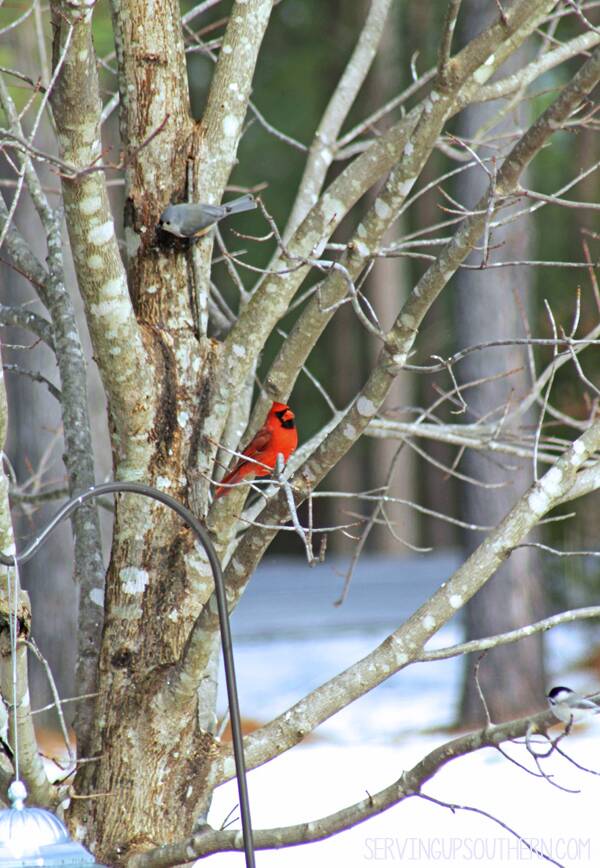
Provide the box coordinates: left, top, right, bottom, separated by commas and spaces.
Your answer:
547, 686, 572, 699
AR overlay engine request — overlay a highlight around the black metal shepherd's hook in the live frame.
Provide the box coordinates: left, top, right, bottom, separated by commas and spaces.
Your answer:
0, 481, 256, 868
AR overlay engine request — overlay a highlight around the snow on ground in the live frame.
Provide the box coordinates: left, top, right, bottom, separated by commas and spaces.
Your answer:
208, 620, 600, 867
208, 736, 600, 867
208, 732, 600, 867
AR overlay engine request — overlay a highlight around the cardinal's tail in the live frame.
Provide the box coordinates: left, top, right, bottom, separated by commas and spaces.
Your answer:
214, 462, 251, 499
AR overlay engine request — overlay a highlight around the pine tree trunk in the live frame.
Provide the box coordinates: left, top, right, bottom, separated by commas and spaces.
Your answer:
455, 0, 545, 725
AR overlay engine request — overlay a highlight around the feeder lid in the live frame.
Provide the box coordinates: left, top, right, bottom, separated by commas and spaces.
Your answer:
0, 781, 99, 867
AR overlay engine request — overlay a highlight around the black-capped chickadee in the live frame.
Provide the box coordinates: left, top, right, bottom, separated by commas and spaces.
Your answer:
158, 193, 257, 239
547, 685, 600, 725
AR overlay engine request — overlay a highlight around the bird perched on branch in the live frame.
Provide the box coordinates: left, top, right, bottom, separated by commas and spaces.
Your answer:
215, 402, 298, 499
158, 193, 257, 239
547, 685, 600, 724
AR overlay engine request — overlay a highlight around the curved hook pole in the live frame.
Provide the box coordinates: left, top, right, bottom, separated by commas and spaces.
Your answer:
0, 481, 255, 868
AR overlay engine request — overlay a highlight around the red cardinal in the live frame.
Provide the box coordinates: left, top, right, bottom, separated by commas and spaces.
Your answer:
215, 402, 298, 499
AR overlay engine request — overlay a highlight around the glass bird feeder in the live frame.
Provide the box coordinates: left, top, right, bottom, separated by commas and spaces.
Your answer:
0, 780, 104, 866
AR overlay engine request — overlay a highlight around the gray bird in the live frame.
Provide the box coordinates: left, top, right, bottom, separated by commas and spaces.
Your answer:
158, 193, 257, 239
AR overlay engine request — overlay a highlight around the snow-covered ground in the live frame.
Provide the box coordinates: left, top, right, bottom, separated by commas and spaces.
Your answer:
208, 734, 600, 867
205, 556, 600, 867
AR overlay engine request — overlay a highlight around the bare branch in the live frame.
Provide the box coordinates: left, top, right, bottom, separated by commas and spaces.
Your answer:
214, 421, 600, 782
27, 639, 74, 765
0, 305, 54, 350
418, 793, 563, 867
284, 0, 393, 239
2, 364, 61, 401
418, 606, 600, 662
438, 0, 462, 83
132, 709, 556, 866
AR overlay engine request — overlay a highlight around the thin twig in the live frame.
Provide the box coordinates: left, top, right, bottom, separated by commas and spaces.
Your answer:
27, 639, 74, 764
437, 0, 462, 81
417, 793, 564, 867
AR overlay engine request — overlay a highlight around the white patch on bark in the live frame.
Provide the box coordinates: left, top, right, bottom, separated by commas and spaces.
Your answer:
354, 240, 370, 257
222, 756, 235, 778
87, 254, 103, 270
222, 44, 233, 54
571, 439, 586, 466
90, 297, 130, 322
374, 198, 392, 220
222, 115, 239, 137
89, 221, 114, 246
540, 466, 562, 497
80, 194, 102, 215
343, 424, 356, 439
449, 594, 462, 609
528, 488, 549, 515
473, 54, 495, 84
89, 587, 104, 607
356, 397, 375, 417
232, 344, 246, 357
422, 615, 435, 630
102, 277, 124, 297
121, 567, 149, 595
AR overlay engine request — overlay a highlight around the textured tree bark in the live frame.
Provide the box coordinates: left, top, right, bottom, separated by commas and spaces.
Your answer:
48, 0, 278, 854
0, 19, 105, 754
49, 0, 221, 857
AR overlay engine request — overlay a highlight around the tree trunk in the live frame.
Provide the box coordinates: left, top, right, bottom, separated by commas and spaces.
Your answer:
368, 0, 417, 553
455, 0, 545, 725
49, 0, 223, 856
48, 0, 275, 853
